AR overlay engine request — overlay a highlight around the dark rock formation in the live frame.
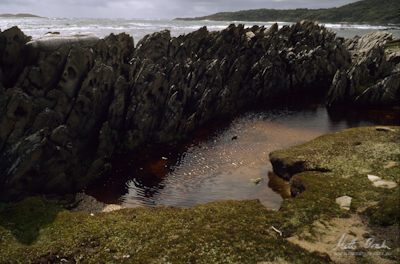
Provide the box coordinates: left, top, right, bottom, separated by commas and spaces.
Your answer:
0, 21, 351, 200
327, 32, 400, 107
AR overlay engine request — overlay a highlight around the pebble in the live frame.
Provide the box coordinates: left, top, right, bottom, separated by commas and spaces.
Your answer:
367, 175, 381, 182
251, 178, 263, 185
336, 196, 352, 210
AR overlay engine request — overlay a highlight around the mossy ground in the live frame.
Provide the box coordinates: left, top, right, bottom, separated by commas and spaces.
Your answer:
0, 126, 399, 263
0, 199, 330, 264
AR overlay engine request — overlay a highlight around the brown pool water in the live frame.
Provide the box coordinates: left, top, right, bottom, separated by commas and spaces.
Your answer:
86, 106, 400, 209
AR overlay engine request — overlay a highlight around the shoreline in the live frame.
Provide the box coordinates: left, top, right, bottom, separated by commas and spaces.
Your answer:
0, 20, 399, 262
1, 19, 400, 42
85, 104, 399, 207
0, 126, 398, 263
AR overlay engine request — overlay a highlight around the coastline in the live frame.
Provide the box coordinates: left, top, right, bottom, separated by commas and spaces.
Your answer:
0, 126, 398, 263
0, 20, 399, 263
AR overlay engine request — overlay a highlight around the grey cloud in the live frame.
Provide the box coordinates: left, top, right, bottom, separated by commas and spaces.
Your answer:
0, 0, 358, 19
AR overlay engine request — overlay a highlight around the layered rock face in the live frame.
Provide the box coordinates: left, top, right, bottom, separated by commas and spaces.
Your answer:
327, 32, 400, 107
0, 22, 350, 200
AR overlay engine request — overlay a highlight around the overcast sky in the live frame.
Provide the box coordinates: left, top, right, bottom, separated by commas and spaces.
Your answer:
1, 0, 359, 19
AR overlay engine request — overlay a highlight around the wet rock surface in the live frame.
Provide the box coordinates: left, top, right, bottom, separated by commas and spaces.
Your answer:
0, 22, 396, 200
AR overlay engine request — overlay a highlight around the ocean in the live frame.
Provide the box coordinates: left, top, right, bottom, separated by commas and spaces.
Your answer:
1, 17, 399, 42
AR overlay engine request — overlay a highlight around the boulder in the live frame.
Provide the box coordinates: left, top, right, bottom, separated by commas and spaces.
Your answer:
26, 34, 99, 51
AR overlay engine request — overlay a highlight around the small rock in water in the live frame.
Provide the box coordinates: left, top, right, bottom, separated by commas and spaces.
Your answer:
375, 126, 396, 132
336, 196, 352, 210
45, 31, 60, 35
251, 178, 263, 185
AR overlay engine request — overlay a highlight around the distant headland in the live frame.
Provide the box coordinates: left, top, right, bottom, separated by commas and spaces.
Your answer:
0, 13, 42, 18
175, 0, 400, 25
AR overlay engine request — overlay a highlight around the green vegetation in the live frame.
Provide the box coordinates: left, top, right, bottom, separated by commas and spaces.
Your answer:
365, 192, 400, 226
176, 0, 400, 25
0, 126, 398, 263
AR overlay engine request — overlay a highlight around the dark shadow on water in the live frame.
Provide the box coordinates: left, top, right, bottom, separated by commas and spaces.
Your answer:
327, 106, 400, 126
0, 197, 62, 245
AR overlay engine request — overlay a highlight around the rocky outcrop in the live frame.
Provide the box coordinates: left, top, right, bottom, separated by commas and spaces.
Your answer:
0, 21, 350, 200
269, 126, 400, 194
327, 32, 400, 107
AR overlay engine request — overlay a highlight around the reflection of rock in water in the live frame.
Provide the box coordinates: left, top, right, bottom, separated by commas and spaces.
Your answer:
114, 107, 397, 209
144, 159, 168, 178
268, 172, 291, 199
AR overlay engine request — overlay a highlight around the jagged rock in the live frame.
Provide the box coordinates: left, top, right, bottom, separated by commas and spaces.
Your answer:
135, 30, 171, 62
0, 27, 31, 87
0, 128, 80, 200
327, 32, 400, 107
0, 88, 34, 148
0, 22, 358, 200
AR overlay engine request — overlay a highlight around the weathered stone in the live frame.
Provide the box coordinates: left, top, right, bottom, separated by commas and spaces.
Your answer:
327, 32, 400, 107
0, 27, 31, 87
372, 180, 398, 189
26, 34, 99, 51
375, 126, 397, 132
336, 196, 352, 210
367, 174, 382, 182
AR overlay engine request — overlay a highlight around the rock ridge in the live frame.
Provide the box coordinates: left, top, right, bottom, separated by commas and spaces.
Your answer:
0, 21, 396, 200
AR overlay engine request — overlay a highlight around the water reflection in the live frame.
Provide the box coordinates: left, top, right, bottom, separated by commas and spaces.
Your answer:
86, 106, 399, 209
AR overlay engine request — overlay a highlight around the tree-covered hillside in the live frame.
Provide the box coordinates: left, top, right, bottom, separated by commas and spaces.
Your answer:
176, 0, 400, 24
